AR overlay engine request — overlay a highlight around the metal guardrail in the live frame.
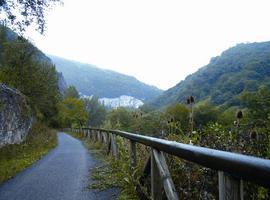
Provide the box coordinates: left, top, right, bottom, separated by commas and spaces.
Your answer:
67, 127, 270, 200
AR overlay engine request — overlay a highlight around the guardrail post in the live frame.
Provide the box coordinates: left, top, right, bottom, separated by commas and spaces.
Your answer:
99, 130, 102, 143
111, 133, 118, 157
99, 131, 103, 143
218, 171, 244, 200
97, 130, 100, 142
152, 149, 179, 200
130, 140, 137, 168
92, 130, 95, 141
89, 129, 92, 139
151, 148, 163, 200
94, 130, 98, 142
102, 131, 107, 144
87, 129, 90, 139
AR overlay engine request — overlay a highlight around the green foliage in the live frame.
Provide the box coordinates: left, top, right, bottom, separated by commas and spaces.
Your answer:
164, 103, 189, 133
80, 136, 140, 199
83, 96, 107, 127
150, 41, 270, 108
0, 0, 61, 34
166, 133, 217, 199
132, 111, 163, 136
106, 107, 133, 130
164, 120, 270, 199
139, 104, 156, 113
63, 86, 80, 99
0, 34, 60, 123
194, 102, 220, 127
217, 107, 238, 126
0, 122, 57, 184
100, 85, 270, 199
240, 85, 270, 124
57, 97, 88, 128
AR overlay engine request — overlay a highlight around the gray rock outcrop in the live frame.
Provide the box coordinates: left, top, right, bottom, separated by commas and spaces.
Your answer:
0, 84, 33, 147
57, 72, 68, 94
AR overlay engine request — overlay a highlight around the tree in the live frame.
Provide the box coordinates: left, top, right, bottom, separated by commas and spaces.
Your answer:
106, 107, 133, 130
83, 97, 107, 127
218, 107, 238, 126
194, 103, 220, 127
135, 111, 163, 136
0, 36, 60, 122
164, 103, 189, 134
58, 98, 88, 128
63, 86, 80, 99
0, 0, 61, 34
240, 85, 270, 125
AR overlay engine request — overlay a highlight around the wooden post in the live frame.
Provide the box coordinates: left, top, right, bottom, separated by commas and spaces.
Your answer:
130, 140, 137, 168
111, 133, 118, 157
152, 149, 179, 200
218, 171, 244, 200
137, 155, 151, 199
93, 130, 96, 142
151, 149, 163, 200
90, 130, 93, 140
97, 130, 100, 142
87, 130, 90, 139
102, 132, 107, 144
95, 130, 98, 142
107, 134, 112, 155
100, 131, 103, 143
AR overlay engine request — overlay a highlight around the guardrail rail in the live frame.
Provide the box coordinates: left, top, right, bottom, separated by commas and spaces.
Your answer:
66, 127, 270, 200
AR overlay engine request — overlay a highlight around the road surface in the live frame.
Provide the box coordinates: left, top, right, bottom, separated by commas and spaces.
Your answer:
0, 132, 119, 200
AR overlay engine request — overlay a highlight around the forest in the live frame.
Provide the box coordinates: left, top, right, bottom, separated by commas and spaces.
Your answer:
151, 41, 270, 108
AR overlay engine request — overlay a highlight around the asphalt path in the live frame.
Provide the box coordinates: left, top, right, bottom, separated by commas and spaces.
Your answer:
0, 132, 118, 200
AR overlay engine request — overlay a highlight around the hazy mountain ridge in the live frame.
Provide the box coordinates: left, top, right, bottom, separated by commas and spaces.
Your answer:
150, 41, 270, 108
50, 55, 163, 101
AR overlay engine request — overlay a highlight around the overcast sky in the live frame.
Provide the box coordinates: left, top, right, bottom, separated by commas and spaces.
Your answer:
26, 0, 270, 90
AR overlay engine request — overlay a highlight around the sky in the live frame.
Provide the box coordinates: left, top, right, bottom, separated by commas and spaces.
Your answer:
26, 0, 270, 90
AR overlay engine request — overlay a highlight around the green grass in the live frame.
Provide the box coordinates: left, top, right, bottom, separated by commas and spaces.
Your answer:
70, 132, 141, 200
0, 122, 57, 184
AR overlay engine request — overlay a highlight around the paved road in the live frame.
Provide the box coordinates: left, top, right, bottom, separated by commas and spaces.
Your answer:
0, 132, 119, 200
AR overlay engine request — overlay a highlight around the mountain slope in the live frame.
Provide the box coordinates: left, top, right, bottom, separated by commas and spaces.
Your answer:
150, 41, 270, 108
0, 26, 67, 94
50, 55, 162, 101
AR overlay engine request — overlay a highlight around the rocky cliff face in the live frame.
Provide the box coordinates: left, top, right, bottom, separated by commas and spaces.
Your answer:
57, 72, 68, 94
0, 84, 33, 147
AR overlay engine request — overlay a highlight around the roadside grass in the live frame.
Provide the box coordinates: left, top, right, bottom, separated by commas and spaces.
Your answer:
0, 122, 57, 184
70, 131, 141, 200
